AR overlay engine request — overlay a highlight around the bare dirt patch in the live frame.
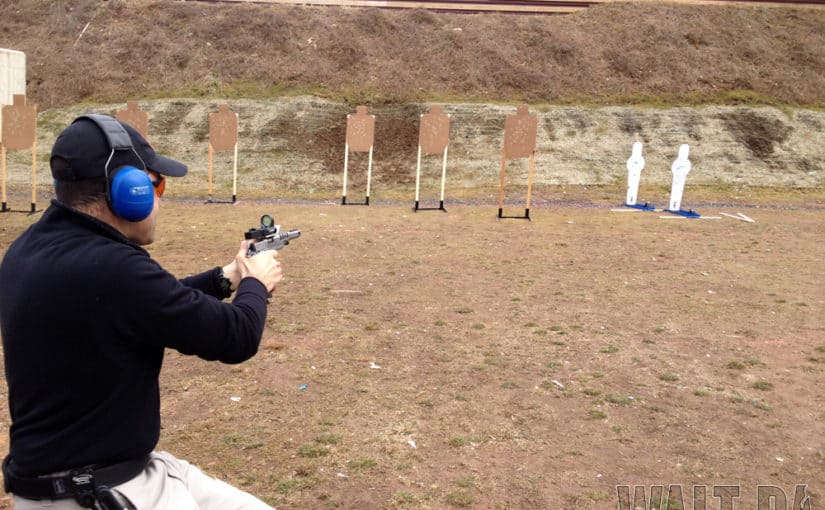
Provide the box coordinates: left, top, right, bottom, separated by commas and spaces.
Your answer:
720, 109, 793, 161
1, 201, 823, 509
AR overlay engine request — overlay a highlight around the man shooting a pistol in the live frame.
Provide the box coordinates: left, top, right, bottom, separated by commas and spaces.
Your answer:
0, 115, 283, 509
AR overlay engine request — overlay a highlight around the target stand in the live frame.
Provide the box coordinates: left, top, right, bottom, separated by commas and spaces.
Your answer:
206, 104, 239, 204
414, 105, 451, 213
341, 106, 376, 206
663, 144, 701, 219
413, 142, 448, 212
1, 95, 38, 214
497, 105, 538, 221
622, 142, 657, 212
496, 151, 536, 221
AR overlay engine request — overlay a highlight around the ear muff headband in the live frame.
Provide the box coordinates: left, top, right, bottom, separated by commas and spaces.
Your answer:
75, 114, 154, 222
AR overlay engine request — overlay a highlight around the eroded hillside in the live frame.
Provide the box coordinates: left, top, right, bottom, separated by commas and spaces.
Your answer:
2, 0, 825, 108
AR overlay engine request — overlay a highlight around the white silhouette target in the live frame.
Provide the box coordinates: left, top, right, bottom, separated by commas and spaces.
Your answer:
668, 144, 692, 212
625, 142, 645, 206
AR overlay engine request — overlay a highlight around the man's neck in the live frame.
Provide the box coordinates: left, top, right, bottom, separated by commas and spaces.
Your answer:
75, 201, 132, 240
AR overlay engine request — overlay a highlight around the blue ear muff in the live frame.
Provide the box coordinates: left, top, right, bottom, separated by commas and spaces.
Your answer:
109, 166, 154, 222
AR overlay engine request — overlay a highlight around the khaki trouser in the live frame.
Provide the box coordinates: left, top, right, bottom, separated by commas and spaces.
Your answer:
13, 451, 274, 510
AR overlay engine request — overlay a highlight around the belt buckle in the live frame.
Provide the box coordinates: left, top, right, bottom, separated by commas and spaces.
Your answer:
68, 467, 97, 508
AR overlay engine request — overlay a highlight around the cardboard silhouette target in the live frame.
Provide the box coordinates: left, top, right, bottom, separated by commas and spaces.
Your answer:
498, 105, 538, 220
414, 105, 451, 212
342, 105, 376, 205
1, 94, 37, 213
207, 104, 239, 203
115, 101, 149, 139
623, 141, 655, 211
0, 48, 26, 147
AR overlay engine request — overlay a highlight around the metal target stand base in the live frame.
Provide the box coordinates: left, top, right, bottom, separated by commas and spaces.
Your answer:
413, 200, 447, 213
205, 195, 238, 205
497, 208, 531, 221
1, 203, 39, 215
341, 196, 370, 206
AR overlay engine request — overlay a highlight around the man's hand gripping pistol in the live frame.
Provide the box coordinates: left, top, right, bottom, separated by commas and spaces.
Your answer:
245, 214, 301, 256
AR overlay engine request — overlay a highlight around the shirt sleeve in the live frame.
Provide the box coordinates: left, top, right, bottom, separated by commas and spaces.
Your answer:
105, 251, 269, 364
180, 267, 232, 300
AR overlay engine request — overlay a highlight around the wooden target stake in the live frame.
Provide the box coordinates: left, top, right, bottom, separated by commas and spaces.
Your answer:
207, 143, 214, 200
29, 139, 36, 212
1, 144, 7, 212
232, 140, 238, 202
1, 95, 38, 213
497, 151, 507, 216
439, 145, 449, 207
498, 105, 538, 220
524, 151, 535, 215
365, 145, 374, 205
342, 105, 375, 206
342, 142, 350, 202
414, 105, 451, 212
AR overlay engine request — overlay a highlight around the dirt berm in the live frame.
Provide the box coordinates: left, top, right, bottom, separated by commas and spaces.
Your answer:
3, 99, 821, 202
1, 1, 824, 201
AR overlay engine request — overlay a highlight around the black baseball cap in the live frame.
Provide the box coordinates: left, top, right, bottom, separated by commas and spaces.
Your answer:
50, 115, 188, 181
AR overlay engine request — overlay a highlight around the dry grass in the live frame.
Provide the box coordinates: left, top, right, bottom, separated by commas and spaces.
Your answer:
1, 201, 823, 508
3, 1, 825, 109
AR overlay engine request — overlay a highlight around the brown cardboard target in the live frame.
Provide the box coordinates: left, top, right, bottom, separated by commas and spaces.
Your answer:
115, 101, 149, 139
346, 105, 375, 153
419, 105, 450, 155
503, 105, 538, 159
209, 104, 238, 152
2, 95, 37, 150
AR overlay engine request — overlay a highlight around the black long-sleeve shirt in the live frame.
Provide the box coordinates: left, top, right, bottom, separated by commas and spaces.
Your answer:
0, 200, 269, 476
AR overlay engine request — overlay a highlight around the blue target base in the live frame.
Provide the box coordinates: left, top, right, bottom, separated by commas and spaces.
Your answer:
624, 202, 656, 211
666, 208, 701, 218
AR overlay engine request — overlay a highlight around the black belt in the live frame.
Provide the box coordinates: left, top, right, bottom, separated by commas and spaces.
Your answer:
2, 454, 149, 503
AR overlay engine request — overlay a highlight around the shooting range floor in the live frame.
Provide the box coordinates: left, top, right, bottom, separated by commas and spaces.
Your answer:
1, 199, 822, 509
